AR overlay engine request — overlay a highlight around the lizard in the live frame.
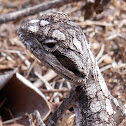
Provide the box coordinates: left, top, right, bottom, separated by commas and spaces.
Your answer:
18, 12, 116, 126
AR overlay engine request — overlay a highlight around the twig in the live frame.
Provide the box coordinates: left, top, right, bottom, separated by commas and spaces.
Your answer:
29, 110, 46, 126
97, 54, 108, 64
33, 69, 57, 88
0, 0, 83, 24
77, 20, 113, 27
100, 64, 112, 72
35, 72, 53, 90
40, 88, 69, 93
2, 49, 31, 68
96, 44, 105, 61
2, 116, 23, 124
25, 59, 37, 78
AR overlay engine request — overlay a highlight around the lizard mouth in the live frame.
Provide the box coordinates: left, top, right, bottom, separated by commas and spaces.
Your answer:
52, 50, 85, 78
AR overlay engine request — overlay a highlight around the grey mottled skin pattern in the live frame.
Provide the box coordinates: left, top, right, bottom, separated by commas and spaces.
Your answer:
18, 12, 116, 126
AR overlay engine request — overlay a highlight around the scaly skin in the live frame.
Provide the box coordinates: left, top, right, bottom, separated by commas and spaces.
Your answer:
18, 12, 116, 126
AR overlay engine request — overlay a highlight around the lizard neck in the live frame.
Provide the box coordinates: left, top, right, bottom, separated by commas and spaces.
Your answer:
74, 61, 116, 125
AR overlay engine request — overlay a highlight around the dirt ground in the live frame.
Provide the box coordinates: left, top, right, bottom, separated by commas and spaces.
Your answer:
0, 0, 126, 125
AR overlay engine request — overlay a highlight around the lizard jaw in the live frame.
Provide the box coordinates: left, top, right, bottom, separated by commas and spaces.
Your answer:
52, 50, 86, 84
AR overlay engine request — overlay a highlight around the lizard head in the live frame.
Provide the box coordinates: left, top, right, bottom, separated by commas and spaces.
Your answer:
18, 12, 92, 85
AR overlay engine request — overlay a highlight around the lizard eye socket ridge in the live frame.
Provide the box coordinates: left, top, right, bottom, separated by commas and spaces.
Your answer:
42, 39, 59, 52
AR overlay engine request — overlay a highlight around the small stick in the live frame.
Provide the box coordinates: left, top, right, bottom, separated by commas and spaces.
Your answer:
40, 88, 69, 93
0, 0, 83, 24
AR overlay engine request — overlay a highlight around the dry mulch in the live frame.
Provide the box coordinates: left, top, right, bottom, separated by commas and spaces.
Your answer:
0, 0, 126, 125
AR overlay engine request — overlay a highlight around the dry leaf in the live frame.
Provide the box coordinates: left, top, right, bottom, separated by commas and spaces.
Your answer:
0, 69, 50, 125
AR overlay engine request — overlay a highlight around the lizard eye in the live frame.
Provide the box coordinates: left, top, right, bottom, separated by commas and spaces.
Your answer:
43, 39, 58, 52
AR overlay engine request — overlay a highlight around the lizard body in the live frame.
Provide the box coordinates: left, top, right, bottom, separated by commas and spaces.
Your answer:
18, 12, 115, 126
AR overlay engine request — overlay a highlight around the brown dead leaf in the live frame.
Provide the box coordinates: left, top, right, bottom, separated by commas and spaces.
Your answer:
0, 69, 50, 125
